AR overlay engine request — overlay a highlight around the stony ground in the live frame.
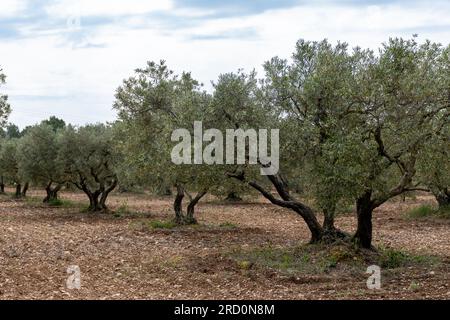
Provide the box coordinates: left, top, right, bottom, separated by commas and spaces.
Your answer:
0, 189, 449, 300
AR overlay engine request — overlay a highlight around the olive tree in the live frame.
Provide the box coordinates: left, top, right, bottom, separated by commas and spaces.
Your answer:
0, 68, 11, 127
221, 45, 360, 244
226, 38, 448, 248
0, 67, 12, 192
114, 61, 223, 224
17, 124, 66, 203
0, 139, 27, 197
342, 38, 449, 248
418, 132, 450, 209
261, 40, 365, 238
58, 124, 118, 212
416, 43, 450, 209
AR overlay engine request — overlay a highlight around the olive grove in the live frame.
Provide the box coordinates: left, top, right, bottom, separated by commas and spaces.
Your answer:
0, 37, 448, 250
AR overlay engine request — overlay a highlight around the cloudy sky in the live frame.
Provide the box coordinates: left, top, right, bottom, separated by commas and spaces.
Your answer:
1, 0, 449, 128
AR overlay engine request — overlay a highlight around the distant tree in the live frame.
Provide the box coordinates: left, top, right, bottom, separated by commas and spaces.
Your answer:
19, 125, 34, 137
5, 124, 21, 139
0, 139, 26, 197
0, 68, 11, 127
42, 116, 66, 132
18, 124, 66, 203
0, 140, 5, 193
58, 124, 118, 212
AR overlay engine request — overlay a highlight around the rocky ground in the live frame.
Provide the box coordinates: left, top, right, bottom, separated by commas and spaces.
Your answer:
0, 190, 449, 300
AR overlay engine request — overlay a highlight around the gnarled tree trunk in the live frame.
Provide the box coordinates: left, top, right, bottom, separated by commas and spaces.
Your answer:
173, 184, 185, 224
99, 179, 118, 210
322, 205, 336, 232
321, 205, 350, 242
43, 183, 63, 203
173, 184, 207, 225
353, 191, 375, 249
74, 178, 117, 213
21, 182, 29, 197
229, 171, 324, 244
186, 190, 208, 224
86, 190, 102, 212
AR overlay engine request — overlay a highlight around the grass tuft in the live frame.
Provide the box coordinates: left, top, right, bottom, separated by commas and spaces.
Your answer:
47, 198, 76, 208
406, 205, 450, 219
148, 220, 178, 230
219, 222, 238, 229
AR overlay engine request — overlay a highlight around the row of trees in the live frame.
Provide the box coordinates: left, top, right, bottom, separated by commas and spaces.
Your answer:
1, 37, 449, 249
0, 121, 118, 212
113, 37, 449, 249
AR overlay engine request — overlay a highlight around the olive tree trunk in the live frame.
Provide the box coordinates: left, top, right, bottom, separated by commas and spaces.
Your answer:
229, 171, 324, 244
322, 205, 336, 232
43, 183, 63, 203
21, 182, 29, 197
0, 176, 5, 194
99, 179, 118, 210
353, 192, 375, 249
173, 184, 185, 224
173, 184, 207, 225
433, 188, 450, 209
74, 178, 118, 213
186, 190, 208, 224
15, 184, 21, 198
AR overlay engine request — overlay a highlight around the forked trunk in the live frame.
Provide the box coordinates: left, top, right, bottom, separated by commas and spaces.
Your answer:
43, 183, 63, 203
186, 190, 208, 224
98, 179, 118, 211
87, 191, 103, 212
76, 182, 117, 213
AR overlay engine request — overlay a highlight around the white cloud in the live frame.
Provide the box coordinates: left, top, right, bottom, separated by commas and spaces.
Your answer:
0, 0, 26, 17
180, 1, 450, 53
46, 0, 173, 17
3, 1, 450, 128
